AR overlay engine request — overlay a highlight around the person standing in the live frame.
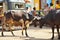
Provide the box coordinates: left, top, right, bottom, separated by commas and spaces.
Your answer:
55, 1, 60, 9
43, 4, 50, 15
50, 3, 54, 10
32, 7, 37, 16
25, 7, 29, 19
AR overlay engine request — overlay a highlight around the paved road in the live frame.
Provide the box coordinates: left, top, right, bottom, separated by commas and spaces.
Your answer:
0, 26, 59, 40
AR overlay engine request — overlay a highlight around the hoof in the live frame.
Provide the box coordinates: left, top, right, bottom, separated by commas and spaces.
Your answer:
22, 34, 23, 35
22, 33, 23, 36
39, 26, 42, 28
2, 33, 4, 36
13, 34, 15, 36
51, 37, 54, 40
34, 25, 37, 27
58, 37, 60, 39
2, 34, 4, 36
26, 35, 29, 37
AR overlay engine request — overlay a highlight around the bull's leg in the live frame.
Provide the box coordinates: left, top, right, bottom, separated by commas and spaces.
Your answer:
25, 27, 28, 37
25, 21, 29, 37
51, 27, 55, 39
33, 20, 37, 27
9, 24, 15, 36
22, 29, 24, 35
21, 23, 24, 36
11, 30, 15, 36
2, 24, 4, 36
19, 19, 24, 36
56, 25, 60, 39
1, 17, 5, 36
39, 24, 43, 28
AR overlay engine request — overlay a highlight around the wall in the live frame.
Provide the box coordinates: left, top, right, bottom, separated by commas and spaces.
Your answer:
34, 0, 40, 10
52, 0, 55, 4
30, 0, 34, 10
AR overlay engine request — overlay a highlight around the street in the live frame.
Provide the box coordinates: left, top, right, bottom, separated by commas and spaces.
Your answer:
0, 26, 59, 40
0, 0, 60, 40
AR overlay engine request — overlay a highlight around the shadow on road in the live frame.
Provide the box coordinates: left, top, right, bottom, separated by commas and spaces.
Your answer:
0, 27, 22, 32
22, 37, 57, 40
0, 35, 59, 40
0, 35, 20, 37
20, 36, 59, 40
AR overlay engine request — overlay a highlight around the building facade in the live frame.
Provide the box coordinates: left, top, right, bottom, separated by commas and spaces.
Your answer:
1, 0, 60, 12
0, 0, 5, 13
24, 0, 52, 11
6, 0, 25, 10
25, 0, 34, 10
34, 0, 60, 10
34, 0, 40, 10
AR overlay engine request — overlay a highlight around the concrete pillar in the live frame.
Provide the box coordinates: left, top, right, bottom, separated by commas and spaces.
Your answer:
3, 0, 8, 13
3, 2, 5, 13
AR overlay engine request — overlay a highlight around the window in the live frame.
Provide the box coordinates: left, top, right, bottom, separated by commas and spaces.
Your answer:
15, 4, 19, 9
10, 2, 25, 10
15, 3, 25, 9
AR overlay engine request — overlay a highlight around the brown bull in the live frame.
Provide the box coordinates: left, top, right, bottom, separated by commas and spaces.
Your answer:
1, 11, 30, 37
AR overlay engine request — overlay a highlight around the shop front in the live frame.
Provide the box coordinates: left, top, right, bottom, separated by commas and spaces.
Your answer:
34, 0, 40, 11
7, 0, 25, 10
